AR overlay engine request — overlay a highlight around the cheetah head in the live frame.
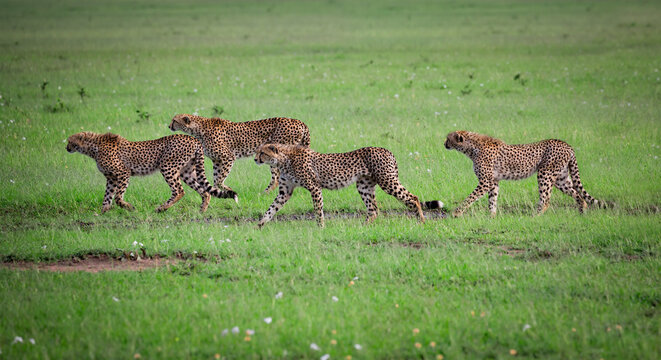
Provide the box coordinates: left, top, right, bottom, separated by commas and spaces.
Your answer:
169, 114, 198, 133
255, 144, 284, 167
66, 132, 87, 153
444, 131, 469, 151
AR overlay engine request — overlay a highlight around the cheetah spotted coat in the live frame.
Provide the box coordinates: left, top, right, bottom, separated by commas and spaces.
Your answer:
254, 144, 440, 227
66, 132, 234, 213
444, 130, 598, 216
169, 114, 310, 196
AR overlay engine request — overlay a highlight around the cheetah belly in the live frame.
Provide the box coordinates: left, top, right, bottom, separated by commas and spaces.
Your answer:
320, 174, 360, 190
493, 161, 538, 181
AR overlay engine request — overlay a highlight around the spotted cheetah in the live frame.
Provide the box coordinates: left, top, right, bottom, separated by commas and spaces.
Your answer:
444, 131, 598, 216
66, 132, 235, 213
254, 144, 442, 227
169, 114, 310, 198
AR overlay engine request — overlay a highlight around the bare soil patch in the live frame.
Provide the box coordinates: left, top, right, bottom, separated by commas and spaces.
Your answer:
1, 254, 176, 273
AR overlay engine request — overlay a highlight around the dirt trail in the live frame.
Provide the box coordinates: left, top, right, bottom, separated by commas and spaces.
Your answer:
1, 254, 174, 273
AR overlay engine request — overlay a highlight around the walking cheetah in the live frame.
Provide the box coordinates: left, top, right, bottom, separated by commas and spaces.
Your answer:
66, 132, 235, 213
444, 131, 598, 216
254, 144, 442, 227
169, 114, 310, 198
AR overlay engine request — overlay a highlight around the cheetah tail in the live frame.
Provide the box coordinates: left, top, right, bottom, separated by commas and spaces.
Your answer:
205, 185, 238, 201
568, 154, 599, 207
422, 200, 444, 210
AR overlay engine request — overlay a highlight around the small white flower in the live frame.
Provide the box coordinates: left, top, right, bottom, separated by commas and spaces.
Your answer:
112, 296, 119, 302
435, 111, 440, 116
22, 137, 26, 141
394, 94, 399, 99
13, 336, 23, 344
57, 86, 61, 90
9, 179, 14, 184
139, 242, 143, 247
354, 344, 362, 350
224, 225, 229, 228
353, 276, 359, 281
42, 245, 47, 249
231, 326, 240, 334
132, 241, 138, 246
427, 169, 431, 173
310, 343, 320, 351
522, 324, 531, 332
320, 354, 330, 360
161, 239, 168, 243
29, 338, 35, 345
107, 126, 111, 130
246, 329, 255, 335
193, 250, 198, 254
193, 88, 198, 93
264, 317, 273, 324
275, 291, 283, 299
331, 296, 339, 302
221, 328, 229, 336
480, 83, 484, 87
448, 91, 452, 95
10, 119, 14, 123
165, 225, 169, 229
225, 239, 231, 243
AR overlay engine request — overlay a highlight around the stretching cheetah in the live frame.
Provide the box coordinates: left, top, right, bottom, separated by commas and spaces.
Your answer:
169, 114, 310, 197
254, 144, 442, 227
66, 132, 234, 213
444, 131, 598, 216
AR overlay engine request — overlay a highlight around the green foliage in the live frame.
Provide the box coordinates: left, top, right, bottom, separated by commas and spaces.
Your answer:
0, 0, 659, 358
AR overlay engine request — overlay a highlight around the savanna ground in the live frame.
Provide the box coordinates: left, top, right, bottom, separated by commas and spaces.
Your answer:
0, 0, 660, 358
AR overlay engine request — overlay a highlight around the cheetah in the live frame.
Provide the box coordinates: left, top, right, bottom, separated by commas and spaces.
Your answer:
169, 114, 310, 198
254, 144, 442, 227
66, 132, 235, 213
444, 131, 599, 217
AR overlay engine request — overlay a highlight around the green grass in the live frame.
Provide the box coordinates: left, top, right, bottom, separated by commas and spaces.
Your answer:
1, 0, 660, 358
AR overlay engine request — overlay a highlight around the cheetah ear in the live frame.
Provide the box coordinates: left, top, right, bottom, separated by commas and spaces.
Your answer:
182, 116, 191, 124
457, 134, 464, 143
267, 145, 279, 154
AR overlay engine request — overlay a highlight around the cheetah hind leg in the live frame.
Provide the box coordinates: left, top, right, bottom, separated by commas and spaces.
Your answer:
535, 169, 558, 216
356, 177, 379, 224
156, 168, 185, 212
555, 170, 587, 214
181, 164, 210, 213
377, 177, 425, 223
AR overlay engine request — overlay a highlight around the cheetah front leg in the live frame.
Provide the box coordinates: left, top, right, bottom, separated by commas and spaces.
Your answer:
113, 173, 135, 211
488, 183, 499, 217
453, 180, 493, 217
308, 186, 325, 228
101, 176, 117, 213
257, 182, 294, 228
212, 157, 239, 203
264, 167, 280, 193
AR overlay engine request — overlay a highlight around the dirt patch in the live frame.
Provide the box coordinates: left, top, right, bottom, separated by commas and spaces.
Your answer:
1, 254, 177, 273
497, 246, 526, 257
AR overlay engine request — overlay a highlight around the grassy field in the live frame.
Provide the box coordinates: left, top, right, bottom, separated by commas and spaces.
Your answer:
1, 0, 660, 358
